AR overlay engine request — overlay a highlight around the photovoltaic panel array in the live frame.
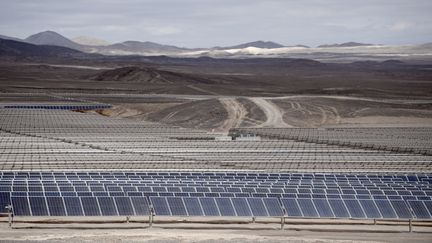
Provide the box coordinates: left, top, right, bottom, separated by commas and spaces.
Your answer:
1, 171, 431, 219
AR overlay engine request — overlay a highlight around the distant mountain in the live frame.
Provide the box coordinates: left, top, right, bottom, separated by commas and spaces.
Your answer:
0, 34, 25, 42
91, 41, 191, 55
72, 36, 110, 46
0, 38, 84, 58
318, 42, 375, 48
219, 41, 285, 49
25, 31, 83, 50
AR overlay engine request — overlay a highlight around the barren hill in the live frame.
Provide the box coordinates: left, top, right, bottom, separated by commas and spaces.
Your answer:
89, 66, 223, 84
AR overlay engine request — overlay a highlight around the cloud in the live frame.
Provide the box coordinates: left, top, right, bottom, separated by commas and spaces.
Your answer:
0, 0, 431, 47
389, 21, 414, 31
143, 26, 182, 36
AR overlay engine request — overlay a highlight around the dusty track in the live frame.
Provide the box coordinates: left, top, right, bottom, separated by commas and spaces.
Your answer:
218, 98, 247, 132
249, 98, 292, 128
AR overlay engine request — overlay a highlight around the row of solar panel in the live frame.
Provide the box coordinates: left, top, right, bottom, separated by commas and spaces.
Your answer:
2, 191, 430, 201
2, 178, 426, 184
7, 196, 432, 219
2, 105, 112, 110
1, 171, 429, 178
1, 173, 428, 181
2, 186, 428, 195
2, 182, 426, 189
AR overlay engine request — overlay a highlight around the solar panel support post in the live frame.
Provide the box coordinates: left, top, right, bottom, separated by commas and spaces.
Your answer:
409, 219, 412, 233
252, 217, 256, 223
126, 216, 130, 224
280, 207, 286, 230
280, 217, 285, 230
373, 219, 377, 225
149, 205, 155, 228
5, 205, 13, 228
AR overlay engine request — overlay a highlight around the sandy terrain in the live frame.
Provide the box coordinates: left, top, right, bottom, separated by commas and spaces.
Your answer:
1, 217, 431, 243
249, 98, 292, 128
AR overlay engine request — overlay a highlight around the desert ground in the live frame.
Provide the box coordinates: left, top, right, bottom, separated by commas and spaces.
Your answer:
1, 216, 432, 243
1, 58, 431, 131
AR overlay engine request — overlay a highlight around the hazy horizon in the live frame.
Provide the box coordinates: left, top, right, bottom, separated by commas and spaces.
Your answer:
1, 0, 432, 48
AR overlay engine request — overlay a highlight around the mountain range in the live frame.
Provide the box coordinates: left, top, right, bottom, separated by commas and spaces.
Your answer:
0, 30, 431, 61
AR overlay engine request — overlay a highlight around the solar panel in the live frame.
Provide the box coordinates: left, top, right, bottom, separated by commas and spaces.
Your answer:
408, 201, 431, 219
98, 197, 118, 216
114, 197, 135, 216
215, 198, 236, 216
297, 199, 318, 217
167, 197, 187, 216
390, 200, 412, 219
130, 197, 150, 215
12, 197, 31, 216
199, 198, 219, 216
374, 200, 397, 218
328, 199, 350, 218
231, 198, 252, 217
247, 198, 268, 217
150, 197, 171, 216
64, 197, 84, 216
81, 197, 101, 216
46, 197, 66, 216
344, 199, 365, 218
281, 198, 302, 217
29, 197, 49, 216
183, 197, 204, 216
262, 198, 283, 216
0, 192, 10, 213
359, 200, 381, 218
313, 199, 334, 218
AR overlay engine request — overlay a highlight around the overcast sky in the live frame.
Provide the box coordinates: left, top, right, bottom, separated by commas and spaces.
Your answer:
1, 0, 431, 47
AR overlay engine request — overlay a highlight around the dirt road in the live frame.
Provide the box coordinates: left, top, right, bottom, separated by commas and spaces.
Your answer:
248, 98, 292, 128
218, 98, 247, 132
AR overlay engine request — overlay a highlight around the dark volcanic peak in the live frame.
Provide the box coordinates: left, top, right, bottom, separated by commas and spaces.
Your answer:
25, 30, 82, 50
318, 42, 375, 48
220, 41, 285, 49
0, 38, 83, 58
89, 66, 219, 84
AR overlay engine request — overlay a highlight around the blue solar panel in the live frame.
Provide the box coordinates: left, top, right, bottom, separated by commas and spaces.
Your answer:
390, 200, 412, 219
232, 198, 252, 217
46, 197, 66, 216
359, 200, 381, 218
130, 197, 150, 215
183, 197, 204, 216
344, 199, 365, 218
297, 199, 318, 217
281, 198, 302, 217
81, 197, 100, 216
12, 197, 31, 216
167, 197, 187, 216
0, 192, 10, 213
98, 197, 118, 216
247, 198, 268, 217
29, 197, 48, 216
150, 197, 171, 216
216, 198, 236, 216
374, 200, 397, 218
408, 201, 431, 219
200, 198, 219, 216
263, 198, 283, 216
114, 197, 135, 216
328, 199, 350, 218
64, 197, 84, 216
313, 199, 334, 218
